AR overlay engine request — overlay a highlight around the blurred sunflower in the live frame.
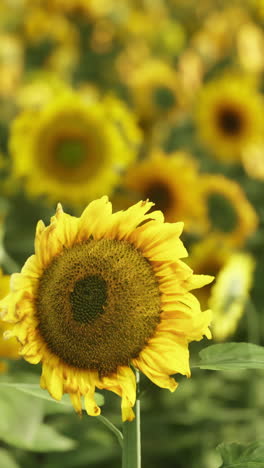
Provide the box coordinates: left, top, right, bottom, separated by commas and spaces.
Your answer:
122, 151, 207, 233
242, 139, 264, 180
0, 33, 24, 98
192, 6, 249, 64
128, 59, 182, 127
44, 0, 117, 18
0, 269, 19, 372
210, 253, 255, 341
16, 72, 71, 110
23, 6, 78, 46
187, 236, 232, 309
0, 197, 212, 421
46, 42, 80, 80
202, 174, 258, 246
9, 91, 141, 206
102, 94, 143, 168
237, 22, 264, 74
195, 74, 264, 162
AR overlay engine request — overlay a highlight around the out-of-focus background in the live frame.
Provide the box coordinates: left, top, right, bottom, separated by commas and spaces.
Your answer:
0, 1, 264, 467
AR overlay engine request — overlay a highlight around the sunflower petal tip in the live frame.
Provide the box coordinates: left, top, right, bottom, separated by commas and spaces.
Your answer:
56, 203, 64, 214
36, 219, 46, 233
142, 198, 153, 207
122, 407, 135, 422
84, 393, 101, 416
169, 379, 178, 392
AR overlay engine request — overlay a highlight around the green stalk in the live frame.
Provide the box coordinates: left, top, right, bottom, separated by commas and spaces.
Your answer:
122, 372, 141, 468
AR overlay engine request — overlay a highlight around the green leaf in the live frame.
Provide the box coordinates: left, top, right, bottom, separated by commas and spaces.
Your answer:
0, 385, 77, 451
18, 424, 77, 452
0, 385, 44, 448
195, 342, 264, 371
0, 382, 104, 409
217, 441, 264, 467
0, 449, 19, 468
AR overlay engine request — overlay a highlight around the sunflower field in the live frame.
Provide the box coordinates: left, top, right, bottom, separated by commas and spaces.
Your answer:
0, 1, 264, 467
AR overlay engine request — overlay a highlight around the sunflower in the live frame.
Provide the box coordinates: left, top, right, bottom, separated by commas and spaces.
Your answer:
0, 269, 19, 372
195, 74, 264, 162
210, 253, 255, 341
192, 6, 249, 64
16, 72, 71, 111
128, 59, 182, 127
42, 0, 117, 18
23, 6, 78, 46
237, 22, 264, 74
0, 33, 24, 98
122, 151, 207, 233
202, 174, 258, 247
242, 139, 264, 180
187, 236, 232, 310
0, 197, 212, 421
9, 91, 141, 206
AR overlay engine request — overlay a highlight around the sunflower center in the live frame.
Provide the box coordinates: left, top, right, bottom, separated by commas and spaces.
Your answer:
153, 86, 176, 110
208, 193, 238, 233
217, 106, 243, 136
145, 181, 172, 214
36, 239, 161, 376
70, 275, 107, 324
54, 138, 87, 168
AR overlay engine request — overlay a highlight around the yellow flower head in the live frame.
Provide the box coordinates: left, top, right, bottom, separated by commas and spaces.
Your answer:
128, 59, 182, 126
187, 236, 232, 309
192, 7, 249, 64
210, 253, 255, 341
23, 6, 78, 46
202, 174, 258, 247
0, 33, 24, 98
242, 139, 264, 180
195, 74, 264, 162
16, 72, 71, 111
0, 270, 19, 372
43, 0, 117, 18
122, 150, 207, 233
9, 91, 141, 206
0, 197, 213, 421
237, 22, 264, 74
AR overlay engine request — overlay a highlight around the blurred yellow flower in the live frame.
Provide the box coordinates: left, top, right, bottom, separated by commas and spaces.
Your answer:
0, 33, 24, 97
122, 150, 207, 233
46, 42, 80, 80
23, 7, 79, 45
44, 0, 117, 18
16, 72, 71, 110
193, 7, 249, 64
128, 59, 182, 127
0, 270, 19, 372
0, 197, 212, 420
202, 174, 258, 247
242, 139, 264, 180
102, 94, 142, 167
237, 22, 264, 73
187, 236, 232, 309
210, 253, 255, 341
195, 74, 264, 162
9, 91, 141, 206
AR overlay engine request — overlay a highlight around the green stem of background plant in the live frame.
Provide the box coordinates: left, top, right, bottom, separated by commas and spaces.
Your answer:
122, 371, 141, 468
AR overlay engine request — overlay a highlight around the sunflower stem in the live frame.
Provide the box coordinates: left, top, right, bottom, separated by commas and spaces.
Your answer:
122, 371, 141, 468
